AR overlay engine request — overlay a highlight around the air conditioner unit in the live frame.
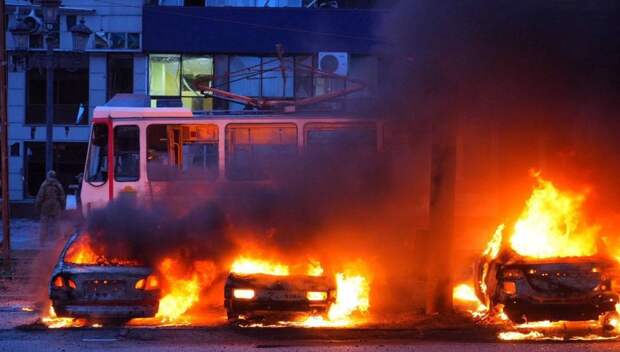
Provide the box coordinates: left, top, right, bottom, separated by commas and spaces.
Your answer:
318, 52, 348, 76
23, 9, 43, 34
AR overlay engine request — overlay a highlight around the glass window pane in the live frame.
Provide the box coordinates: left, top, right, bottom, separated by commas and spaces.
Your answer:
86, 124, 108, 183
226, 124, 297, 181
127, 33, 140, 50
229, 56, 260, 97
149, 54, 181, 96
305, 124, 377, 153
182, 55, 214, 96
114, 126, 140, 182
110, 33, 126, 49
262, 57, 294, 97
294, 55, 313, 98
147, 124, 218, 181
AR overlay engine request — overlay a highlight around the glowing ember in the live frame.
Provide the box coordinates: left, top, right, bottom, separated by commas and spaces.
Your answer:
452, 283, 486, 318
230, 257, 289, 276
41, 306, 86, 329
498, 331, 549, 340
510, 173, 599, 258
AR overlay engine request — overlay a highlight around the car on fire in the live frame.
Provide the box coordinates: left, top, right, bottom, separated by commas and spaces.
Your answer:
224, 272, 336, 323
475, 247, 620, 327
50, 232, 161, 324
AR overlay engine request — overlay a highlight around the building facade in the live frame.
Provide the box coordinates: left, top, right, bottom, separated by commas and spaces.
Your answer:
4, 0, 383, 205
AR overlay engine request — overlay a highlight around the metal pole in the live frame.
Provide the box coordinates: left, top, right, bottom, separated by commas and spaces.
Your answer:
45, 34, 54, 173
0, 0, 12, 266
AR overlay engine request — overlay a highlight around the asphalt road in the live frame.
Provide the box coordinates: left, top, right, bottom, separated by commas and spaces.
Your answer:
0, 327, 619, 351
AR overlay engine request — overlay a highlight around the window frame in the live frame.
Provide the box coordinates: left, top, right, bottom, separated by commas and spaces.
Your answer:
149, 54, 214, 110
113, 125, 140, 182
225, 123, 298, 181
146, 123, 220, 182
85, 123, 109, 185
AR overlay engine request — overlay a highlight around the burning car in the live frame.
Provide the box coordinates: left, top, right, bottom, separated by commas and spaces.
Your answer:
49, 232, 161, 323
224, 272, 336, 322
473, 174, 620, 328
476, 249, 619, 325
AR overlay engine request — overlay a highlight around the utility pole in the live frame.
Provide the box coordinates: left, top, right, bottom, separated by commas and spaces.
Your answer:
0, 0, 11, 267
425, 112, 457, 314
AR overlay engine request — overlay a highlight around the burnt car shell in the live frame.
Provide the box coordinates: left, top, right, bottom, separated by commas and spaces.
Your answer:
479, 254, 618, 323
49, 233, 160, 321
224, 273, 336, 322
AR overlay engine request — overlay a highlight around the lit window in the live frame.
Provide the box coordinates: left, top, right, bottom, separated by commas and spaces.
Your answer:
149, 54, 181, 96
182, 55, 214, 96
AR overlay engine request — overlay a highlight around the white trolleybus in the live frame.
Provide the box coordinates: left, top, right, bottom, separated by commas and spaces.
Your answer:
80, 94, 383, 213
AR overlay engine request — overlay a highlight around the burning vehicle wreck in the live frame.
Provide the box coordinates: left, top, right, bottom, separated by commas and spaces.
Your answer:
223, 257, 369, 326
224, 273, 336, 322
476, 249, 619, 325
49, 232, 161, 323
471, 174, 620, 328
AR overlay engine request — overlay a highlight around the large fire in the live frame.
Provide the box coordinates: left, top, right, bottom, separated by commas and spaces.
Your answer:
509, 173, 599, 258
64, 233, 140, 266
230, 257, 290, 276
452, 172, 617, 341
229, 255, 370, 327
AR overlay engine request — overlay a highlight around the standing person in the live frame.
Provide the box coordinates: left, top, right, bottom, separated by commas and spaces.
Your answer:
35, 170, 66, 245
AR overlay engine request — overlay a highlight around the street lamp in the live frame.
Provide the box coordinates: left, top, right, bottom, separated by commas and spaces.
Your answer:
70, 19, 92, 52
40, 0, 61, 27
8, 17, 31, 51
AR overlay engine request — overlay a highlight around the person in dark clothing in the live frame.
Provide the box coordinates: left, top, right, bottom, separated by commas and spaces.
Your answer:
35, 170, 66, 245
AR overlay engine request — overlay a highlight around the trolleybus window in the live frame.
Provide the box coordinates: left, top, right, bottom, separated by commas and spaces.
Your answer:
305, 124, 377, 152
225, 124, 297, 181
114, 125, 139, 182
86, 124, 109, 183
147, 124, 218, 181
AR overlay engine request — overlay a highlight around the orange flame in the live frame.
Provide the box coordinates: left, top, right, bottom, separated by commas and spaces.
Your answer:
154, 258, 217, 324
64, 234, 140, 266
64, 235, 99, 265
509, 174, 599, 258
230, 256, 289, 276
452, 283, 486, 318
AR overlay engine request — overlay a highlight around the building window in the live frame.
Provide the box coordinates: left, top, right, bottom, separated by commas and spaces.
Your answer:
25, 142, 87, 198
26, 66, 89, 125
149, 54, 213, 111
229, 56, 295, 100
94, 32, 141, 50
262, 57, 294, 97
184, 0, 205, 5
108, 55, 134, 100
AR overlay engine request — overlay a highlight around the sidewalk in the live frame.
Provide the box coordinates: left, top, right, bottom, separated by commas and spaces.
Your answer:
0, 217, 78, 329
